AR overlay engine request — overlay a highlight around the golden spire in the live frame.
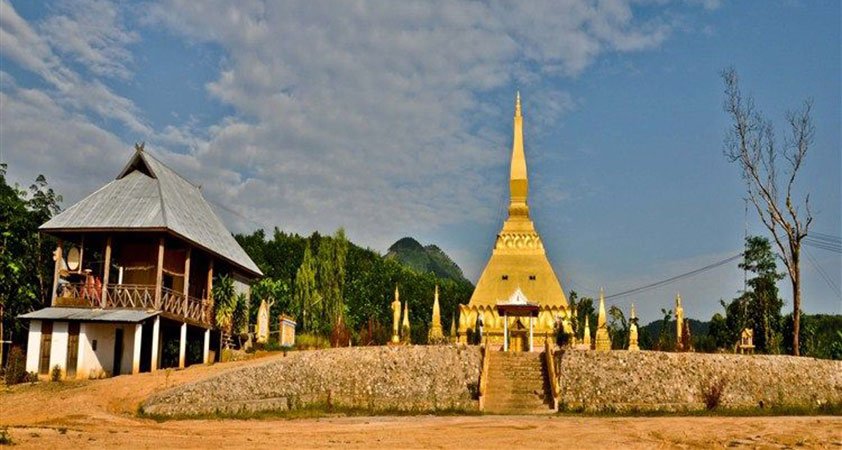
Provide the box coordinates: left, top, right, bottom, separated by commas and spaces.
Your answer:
583, 315, 591, 347
429, 285, 444, 341
402, 300, 411, 343
597, 287, 607, 328
595, 287, 611, 351
508, 91, 529, 218
630, 302, 636, 320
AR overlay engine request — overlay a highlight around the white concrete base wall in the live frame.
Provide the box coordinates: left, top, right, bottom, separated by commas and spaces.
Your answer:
77, 323, 137, 379
25, 320, 42, 373
48, 321, 69, 377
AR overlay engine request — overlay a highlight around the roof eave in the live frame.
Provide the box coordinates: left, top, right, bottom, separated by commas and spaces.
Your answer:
38, 226, 262, 278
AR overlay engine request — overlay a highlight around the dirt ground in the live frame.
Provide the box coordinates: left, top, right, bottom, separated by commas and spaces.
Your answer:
2, 353, 840, 449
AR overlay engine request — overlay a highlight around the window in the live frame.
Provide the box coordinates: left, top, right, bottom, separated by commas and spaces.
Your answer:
92, 339, 98, 351
501, 275, 508, 280
529, 275, 536, 280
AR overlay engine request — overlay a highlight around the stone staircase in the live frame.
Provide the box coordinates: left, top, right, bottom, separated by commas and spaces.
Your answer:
483, 351, 555, 414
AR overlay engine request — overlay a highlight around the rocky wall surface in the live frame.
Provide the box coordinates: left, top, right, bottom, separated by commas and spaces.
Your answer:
555, 350, 842, 412
143, 345, 482, 417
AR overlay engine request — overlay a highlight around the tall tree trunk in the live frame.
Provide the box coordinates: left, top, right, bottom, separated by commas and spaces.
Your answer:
791, 250, 801, 356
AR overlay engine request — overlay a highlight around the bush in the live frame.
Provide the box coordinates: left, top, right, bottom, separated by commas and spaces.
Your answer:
330, 317, 352, 347
700, 376, 728, 410
295, 334, 330, 350
50, 364, 62, 382
830, 331, 842, 361
4, 346, 36, 385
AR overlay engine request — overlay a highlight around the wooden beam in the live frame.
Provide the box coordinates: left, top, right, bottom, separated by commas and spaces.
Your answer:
206, 259, 214, 324
50, 240, 63, 306
78, 235, 84, 274
154, 237, 165, 309
101, 235, 112, 308
183, 248, 191, 316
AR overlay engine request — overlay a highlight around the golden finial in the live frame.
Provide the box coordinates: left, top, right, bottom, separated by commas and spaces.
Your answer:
631, 302, 636, 319
515, 90, 521, 117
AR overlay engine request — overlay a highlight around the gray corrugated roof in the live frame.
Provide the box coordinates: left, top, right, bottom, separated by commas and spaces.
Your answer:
40, 150, 262, 277
19, 307, 158, 323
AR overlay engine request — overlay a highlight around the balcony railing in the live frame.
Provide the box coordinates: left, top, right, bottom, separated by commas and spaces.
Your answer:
57, 282, 212, 327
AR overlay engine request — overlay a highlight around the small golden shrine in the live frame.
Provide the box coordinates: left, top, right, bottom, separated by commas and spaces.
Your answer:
739, 328, 755, 354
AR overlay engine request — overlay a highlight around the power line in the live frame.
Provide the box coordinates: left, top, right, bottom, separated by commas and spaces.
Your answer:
810, 231, 841, 244
804, 248, 841, 299
604, 253, 744, 301
804, 238, 842, 254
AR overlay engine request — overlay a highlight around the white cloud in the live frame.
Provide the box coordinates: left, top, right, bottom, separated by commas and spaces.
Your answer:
0, 0, 149, 134
137, 0, 693, 251
2, 0, 711, 260
41, 0, 139, 80
0, 71, 129, 201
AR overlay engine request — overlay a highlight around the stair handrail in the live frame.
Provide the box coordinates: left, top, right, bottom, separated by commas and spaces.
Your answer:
478, 342, 490, 411
544, 337, 560, 410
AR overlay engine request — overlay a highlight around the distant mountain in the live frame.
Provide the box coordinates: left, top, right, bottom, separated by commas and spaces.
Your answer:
641, 318, 710, 338
386, 237, 470, 285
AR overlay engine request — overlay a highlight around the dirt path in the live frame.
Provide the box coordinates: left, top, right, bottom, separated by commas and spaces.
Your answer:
2, 354, 840, 449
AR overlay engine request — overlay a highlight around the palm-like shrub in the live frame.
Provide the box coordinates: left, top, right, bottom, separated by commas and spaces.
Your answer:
213, 274, 236, 333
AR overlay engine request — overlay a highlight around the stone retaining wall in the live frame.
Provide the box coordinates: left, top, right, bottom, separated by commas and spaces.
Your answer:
143, 345, 482, 417
555, 350, 842, 412
143, 346, 841, 417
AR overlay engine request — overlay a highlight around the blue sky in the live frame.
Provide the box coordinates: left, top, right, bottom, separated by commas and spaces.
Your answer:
1, 0, 839, 322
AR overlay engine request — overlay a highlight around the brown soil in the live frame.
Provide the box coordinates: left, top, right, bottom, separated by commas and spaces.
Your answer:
1, 353, 840, 449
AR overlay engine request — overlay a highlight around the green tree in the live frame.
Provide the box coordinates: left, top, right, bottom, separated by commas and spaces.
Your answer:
739, 236, 785, 353
656, 308, 674, 351
250, 277, 291, 329
232, 292, 249, 336
568, 290, 595, 342
294, 241, 319, 332
715, 236, 785, 353
607, 305, 629, 350
1, 164, 62, 349
316, 228, 349, 333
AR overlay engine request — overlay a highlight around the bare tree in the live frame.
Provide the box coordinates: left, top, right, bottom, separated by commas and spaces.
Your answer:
721, 68, 813, 356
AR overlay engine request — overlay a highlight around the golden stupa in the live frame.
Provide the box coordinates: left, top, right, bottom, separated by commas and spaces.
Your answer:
458, 93, 571, 348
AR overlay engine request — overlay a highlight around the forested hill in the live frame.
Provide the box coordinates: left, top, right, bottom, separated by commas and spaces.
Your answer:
234, 229, 474, 344
385, 237, 470, 284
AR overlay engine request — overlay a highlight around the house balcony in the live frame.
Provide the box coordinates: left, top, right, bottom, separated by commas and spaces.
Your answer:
56, 282, 213, 327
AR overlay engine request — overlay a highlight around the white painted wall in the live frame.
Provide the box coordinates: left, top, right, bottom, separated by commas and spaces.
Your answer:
48, 321, 69, 377
77, 323, 137, 378
25, 320, 42, 373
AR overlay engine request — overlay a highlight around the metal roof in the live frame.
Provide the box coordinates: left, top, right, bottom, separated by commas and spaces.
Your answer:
19, 307, 158, 323
40, 149, 262, 277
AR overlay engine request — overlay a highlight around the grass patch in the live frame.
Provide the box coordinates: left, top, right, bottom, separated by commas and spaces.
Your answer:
138, 402, 481, 422
556, 402, 842, 418
0, 427, 12, 446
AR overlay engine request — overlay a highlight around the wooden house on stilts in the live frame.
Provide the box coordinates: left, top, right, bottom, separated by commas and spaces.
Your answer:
19, 145, 262, 379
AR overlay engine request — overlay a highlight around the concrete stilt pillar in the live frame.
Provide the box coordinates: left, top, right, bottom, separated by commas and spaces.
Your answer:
150, 316, 160, 372
179, 322, 187, 369
132, 323, 143, 374
203, 328, 210, 364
